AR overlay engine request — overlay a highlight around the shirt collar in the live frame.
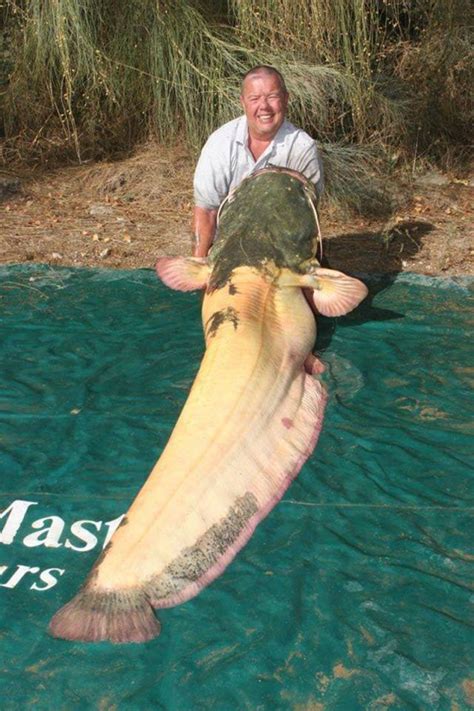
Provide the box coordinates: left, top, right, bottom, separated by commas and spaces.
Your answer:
236, 116, 291, 148
236, 115, 248, 145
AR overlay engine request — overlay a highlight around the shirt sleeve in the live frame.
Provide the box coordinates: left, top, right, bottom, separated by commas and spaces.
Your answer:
290, 140, 324, 199
193, 133, 232, 210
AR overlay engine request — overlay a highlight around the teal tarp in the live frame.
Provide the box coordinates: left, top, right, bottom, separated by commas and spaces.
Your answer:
0, 265, 473, 710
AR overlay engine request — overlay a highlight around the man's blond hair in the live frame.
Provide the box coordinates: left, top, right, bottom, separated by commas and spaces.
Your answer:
241, 66, 287, 94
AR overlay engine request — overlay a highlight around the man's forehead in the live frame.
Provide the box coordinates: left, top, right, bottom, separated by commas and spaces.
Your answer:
241, 73, 285, 95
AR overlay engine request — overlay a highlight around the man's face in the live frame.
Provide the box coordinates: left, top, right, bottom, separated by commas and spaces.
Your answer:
240, 74, 288, 141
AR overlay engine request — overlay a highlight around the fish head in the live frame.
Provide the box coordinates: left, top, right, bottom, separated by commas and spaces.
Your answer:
156, 168, 368, 319
208, 168, 320, 290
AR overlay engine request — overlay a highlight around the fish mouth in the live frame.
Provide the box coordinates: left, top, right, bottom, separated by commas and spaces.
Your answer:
218, 166, 313, 215
250, 166, 315, 191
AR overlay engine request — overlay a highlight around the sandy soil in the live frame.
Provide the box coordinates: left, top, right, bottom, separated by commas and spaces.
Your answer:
1, 143, 473, 277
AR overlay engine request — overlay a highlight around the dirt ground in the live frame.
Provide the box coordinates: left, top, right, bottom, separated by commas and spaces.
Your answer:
1, 143, 473, 277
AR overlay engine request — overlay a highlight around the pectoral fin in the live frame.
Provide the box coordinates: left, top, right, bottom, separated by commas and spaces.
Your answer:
156, 257, 210, 291
280, 267, 368, 317
309, 268, 368, 317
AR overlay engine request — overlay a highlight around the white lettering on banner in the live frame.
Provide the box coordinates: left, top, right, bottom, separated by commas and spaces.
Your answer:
0, 500, 38, 544
0, 564, 65, 591
64, 520, 102, 552
0, 498, 126, 594
23, 516, 65, 548
31, 568, 65, 591
0, 564, 40, 588
102, 515, 126, 548
63, 515, 125, 552
0, 499, 124, 551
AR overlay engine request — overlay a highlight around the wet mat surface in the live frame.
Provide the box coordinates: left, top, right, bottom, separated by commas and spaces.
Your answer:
0, 265, 473, 710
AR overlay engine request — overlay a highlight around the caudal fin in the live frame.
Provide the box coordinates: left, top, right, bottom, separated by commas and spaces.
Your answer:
49, 587, 161, 643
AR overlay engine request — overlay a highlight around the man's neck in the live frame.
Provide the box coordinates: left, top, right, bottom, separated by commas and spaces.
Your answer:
247, 134, 273, 161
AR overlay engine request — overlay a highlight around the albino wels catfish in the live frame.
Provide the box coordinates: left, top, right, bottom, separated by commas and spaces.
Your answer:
49, 167, 368, 643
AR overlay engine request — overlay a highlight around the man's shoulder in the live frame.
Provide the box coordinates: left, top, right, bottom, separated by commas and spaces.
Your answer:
205, 115, 246, 147
278, 120, 315, 146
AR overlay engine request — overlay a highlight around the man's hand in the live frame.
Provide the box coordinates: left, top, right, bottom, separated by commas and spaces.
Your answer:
192, 207, 218, 257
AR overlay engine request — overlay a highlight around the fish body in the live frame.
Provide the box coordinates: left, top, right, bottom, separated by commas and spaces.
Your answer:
49, 169, 367, 643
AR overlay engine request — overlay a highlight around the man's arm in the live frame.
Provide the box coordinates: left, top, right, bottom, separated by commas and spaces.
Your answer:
192, 206, 218, 257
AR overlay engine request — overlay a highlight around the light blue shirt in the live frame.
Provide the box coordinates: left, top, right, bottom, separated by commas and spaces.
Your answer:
194, 116, 323, 209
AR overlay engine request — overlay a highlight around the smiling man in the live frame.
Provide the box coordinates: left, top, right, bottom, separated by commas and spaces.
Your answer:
192, 66, 324, 257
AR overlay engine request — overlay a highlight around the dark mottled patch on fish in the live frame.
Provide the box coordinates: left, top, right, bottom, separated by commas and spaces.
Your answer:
228, 282, 238, 295
206, 307, 239, 339
208, 171, 318, 290
69, 586, 148, 614
147, 492, 259, 602
53, 489, 256, 638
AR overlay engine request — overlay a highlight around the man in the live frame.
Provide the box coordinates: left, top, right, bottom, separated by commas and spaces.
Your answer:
193, 65, 324, 257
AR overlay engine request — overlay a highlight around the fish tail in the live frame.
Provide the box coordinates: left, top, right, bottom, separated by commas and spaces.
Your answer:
49, 586, 160, 643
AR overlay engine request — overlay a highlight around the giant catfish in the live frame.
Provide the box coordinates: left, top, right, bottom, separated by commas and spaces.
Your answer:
49, 167, 368, 643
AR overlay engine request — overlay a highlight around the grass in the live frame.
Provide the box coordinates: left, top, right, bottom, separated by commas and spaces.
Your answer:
1, 0, 472, 213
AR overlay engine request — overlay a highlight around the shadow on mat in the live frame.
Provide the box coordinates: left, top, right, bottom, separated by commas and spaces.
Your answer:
316, 220, 435, 353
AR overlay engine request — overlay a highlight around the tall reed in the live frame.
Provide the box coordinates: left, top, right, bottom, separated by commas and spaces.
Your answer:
2, 1, 472, 193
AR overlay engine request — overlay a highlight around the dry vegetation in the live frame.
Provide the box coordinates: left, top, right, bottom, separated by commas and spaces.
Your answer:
1, 143, 472, 276
1, 1, 472, 275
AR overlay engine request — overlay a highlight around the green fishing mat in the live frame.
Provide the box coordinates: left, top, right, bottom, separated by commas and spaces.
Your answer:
0, 265, 472, 710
